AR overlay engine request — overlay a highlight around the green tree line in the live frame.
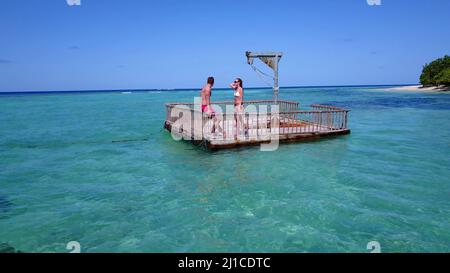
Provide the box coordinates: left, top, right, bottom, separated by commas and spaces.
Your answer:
420, 55, 450, 86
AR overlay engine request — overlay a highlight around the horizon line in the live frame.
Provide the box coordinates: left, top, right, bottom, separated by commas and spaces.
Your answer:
0, 83, 419, 95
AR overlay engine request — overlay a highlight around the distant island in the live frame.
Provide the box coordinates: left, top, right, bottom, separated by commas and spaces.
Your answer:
420, 55, 450, 89
420, 55, 450, 90
380, 55, 449, 92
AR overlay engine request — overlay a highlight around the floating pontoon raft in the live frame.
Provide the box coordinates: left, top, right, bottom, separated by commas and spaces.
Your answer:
163, 52, 350, 150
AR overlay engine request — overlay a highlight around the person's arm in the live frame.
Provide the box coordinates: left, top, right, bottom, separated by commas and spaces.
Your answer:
200, 89, 205, 103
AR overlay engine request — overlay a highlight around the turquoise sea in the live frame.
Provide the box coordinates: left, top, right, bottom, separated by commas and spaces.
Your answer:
0, 86, 449, 253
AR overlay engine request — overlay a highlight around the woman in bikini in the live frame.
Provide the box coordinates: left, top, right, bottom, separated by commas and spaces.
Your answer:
230, 78, 244, 139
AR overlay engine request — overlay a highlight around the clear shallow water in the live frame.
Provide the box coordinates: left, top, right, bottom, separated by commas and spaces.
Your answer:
0, 86, 449, 253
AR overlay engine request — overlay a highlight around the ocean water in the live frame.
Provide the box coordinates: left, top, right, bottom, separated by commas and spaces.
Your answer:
0, 86, 449, 253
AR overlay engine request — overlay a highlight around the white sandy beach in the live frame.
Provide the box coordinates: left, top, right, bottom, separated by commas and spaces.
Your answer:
379, 85, 450, 92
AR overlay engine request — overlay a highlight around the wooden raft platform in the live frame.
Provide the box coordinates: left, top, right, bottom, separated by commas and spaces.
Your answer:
164, 100, 350, 150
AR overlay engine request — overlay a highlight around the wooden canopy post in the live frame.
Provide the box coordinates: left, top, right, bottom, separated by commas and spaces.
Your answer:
246, 51, 283, 102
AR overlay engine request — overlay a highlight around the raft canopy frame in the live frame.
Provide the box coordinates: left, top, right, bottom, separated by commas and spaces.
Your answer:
246, 51, 283, 102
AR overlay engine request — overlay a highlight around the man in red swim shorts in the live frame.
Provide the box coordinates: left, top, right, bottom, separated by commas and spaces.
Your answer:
200, 76, 215, 115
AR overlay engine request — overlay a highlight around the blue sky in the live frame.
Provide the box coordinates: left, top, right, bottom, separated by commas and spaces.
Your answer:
0, 0, 449, 91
